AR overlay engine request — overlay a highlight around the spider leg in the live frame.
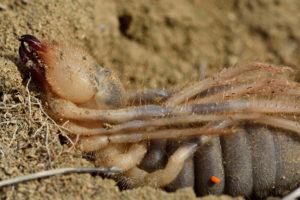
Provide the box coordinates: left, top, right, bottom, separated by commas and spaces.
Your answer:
95, 143, 147, 171
127, 88, 174, 105
192, 77, 300, 104
166, 62, 292, 106
64, 114, 260, 136
78, 126, 233, 152
79, 135, 109, 152
47, 93, 300, 126
47, 97, 171, 123
189, 99, 300, 115
254, 116, 300, 136
78, 114, 300, 153
136, 142, 198, 187
165, 140, 195, 191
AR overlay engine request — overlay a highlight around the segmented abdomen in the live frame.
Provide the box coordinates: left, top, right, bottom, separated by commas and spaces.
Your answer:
140, 125, 300, 198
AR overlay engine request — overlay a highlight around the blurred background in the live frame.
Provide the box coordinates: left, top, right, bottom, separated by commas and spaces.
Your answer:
1, 0, 300, 91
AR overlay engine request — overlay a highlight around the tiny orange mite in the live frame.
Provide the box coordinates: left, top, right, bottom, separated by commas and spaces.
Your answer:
210, 176, 221, 184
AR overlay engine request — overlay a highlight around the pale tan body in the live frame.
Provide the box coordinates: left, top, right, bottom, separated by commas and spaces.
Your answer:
27, 38, 300, 188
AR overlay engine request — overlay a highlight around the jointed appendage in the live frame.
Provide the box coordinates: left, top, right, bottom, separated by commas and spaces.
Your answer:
18, 34, 300, 194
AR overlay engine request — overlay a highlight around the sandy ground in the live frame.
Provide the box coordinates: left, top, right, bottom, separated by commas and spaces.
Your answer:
0, 0, 300, 199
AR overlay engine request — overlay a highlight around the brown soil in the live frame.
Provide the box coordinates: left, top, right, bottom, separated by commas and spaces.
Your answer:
0, 0, 299, 199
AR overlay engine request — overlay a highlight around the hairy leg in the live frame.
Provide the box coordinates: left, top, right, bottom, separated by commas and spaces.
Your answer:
47, 96, 171, 123
192, 78, 300, 104
64, 114, 260, 136
166, 62, 292, 106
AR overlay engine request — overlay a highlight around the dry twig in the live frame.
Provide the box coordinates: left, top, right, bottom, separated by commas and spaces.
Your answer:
0, 167, 121, 188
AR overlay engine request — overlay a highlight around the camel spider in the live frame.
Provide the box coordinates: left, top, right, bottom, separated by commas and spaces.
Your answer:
18, 34, 300, 194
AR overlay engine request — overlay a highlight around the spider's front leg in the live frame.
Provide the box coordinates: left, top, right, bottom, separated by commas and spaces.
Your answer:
125, 142, 199, 188
95, 143, 147, 171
